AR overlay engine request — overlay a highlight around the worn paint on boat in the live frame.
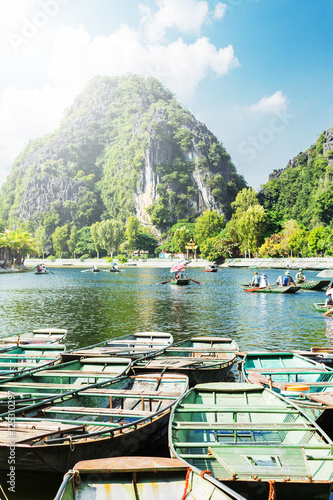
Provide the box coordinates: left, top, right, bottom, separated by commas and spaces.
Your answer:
132, 336, 239, 385
62, 331, 174, 361
169, 382, 333, 500
0, 356, 132, 408
0, 372, 188, 473
54, 457, 246, 500
0, 328, 67, 345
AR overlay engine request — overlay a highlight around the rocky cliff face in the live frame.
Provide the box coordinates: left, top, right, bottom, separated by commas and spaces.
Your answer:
0, 75, 246, 232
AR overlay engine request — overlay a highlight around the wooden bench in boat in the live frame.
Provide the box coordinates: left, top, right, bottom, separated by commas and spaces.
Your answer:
304, 392, 333, 407
0, 420, 86, 444
248, 368, 331, 374
42, 406, 153, 418
141, 359, 201, 369
173, 421, 315, 431
177, 405, 298, 413
33, 370, 121, 378
207, 446, 312, 480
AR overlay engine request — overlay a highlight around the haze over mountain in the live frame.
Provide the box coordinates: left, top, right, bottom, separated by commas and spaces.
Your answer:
0, 75, 247, 233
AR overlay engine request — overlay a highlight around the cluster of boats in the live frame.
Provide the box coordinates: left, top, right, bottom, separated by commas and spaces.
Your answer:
0, 329, 333, 499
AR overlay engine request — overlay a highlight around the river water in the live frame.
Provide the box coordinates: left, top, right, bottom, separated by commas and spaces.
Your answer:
0, 266, 332, 498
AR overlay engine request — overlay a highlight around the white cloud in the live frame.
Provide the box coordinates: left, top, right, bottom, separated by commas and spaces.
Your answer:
0, 0, 239, 184
247, 91, 289, 115
140, 0, 209, 42
213, 3, 227, 19
48, 25, 239, 97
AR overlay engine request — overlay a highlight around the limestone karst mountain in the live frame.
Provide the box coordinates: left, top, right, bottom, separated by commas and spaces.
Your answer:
0, 75, 246, 233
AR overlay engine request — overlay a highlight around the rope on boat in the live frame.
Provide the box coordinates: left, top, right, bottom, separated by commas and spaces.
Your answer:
200, 470, 212, 478
181, 468, 191, 500
0, 482, 9, 500
268, 480, 276, 500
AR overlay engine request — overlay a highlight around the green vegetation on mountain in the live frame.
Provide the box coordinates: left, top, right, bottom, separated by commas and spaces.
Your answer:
0, 75, 246, 241
259, 129, 333, 228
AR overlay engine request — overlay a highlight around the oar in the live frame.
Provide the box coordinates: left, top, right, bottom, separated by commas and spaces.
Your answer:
190, 278, 202, 285
158, 278, 172, 285
80, 269, 91, 273
48, 270, 55, 274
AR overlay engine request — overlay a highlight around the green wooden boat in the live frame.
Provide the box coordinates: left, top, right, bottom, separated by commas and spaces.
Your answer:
0, 371, 188, 473
55, 456, 246, 500
242, 284, 300, 293
0, 356, 132, 408
242, 351, 333, 421
297, 280, 330, 290
0, 344, 65, 380
0, 328, 67, 345
62, 331, 174, 361
170, 277, 191, 285
314, 303, 331, 312
169, 382, 333, 500
132, 336, 239, 385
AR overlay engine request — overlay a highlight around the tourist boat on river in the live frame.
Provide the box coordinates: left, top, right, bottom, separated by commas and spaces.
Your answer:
0, 372, 188, 473
132, 336, 239, 385
242, 284, 300, 293
169, 382, 333, 500
54, 456, 246, 500
0, 356, 132, 409
62, 331, 174, 361
0, 328, 67, 345
314, 303, 331, 312
297, 280, 330, 290
203, 264, 218, 273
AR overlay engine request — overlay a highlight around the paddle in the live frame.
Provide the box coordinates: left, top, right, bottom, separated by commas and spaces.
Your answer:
158, 278, 172, 285
190, 278, 202, 285
80, 269, 91, 273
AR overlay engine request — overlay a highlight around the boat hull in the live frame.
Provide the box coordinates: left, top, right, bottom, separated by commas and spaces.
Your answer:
298, 280, 330, 290
170, 278, 191, 286
242, 285, 300, 293
55, 457, 245, 500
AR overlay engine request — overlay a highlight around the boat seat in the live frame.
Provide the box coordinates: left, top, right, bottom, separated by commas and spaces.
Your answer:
42, 406, 153, 418
173, 421, 314, 431
0, 420, 86, 444
208, 446, 311, 480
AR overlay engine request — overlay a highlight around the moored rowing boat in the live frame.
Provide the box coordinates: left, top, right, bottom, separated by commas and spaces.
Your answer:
0, 371, 188, 473
0, 328, 67, 345
132, 336, 239, 385
169, 382, 333, 500
55, 456, 246, 500
62, 331, 174, 361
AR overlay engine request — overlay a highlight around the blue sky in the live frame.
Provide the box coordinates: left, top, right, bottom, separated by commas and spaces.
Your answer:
0, 0, 332, 189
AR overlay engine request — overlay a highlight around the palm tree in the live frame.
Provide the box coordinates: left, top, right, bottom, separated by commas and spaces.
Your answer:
0, 230, 36, 266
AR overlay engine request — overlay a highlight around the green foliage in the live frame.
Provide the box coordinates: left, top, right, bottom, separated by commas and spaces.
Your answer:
51, 225, 68, 258
125, 215, 140, 254
35, 226, 48, 258
75, 227, 95, 257
67, 225, 78, 257
194, 210, 225, 249
260, 129, 333, 229
135, 232, 159, 255
172, 226, 191, 253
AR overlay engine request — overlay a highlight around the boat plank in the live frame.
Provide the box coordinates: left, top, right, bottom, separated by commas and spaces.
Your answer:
42, 406, 153, 417
173, 422, 313, 430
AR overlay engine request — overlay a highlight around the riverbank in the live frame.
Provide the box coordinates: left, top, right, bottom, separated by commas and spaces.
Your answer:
23, 257, 211, 269
222, 257, 333, 270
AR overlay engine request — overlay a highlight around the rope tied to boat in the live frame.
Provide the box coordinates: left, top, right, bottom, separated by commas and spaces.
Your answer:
181, 468, 191, 500
0, 482, 9, 500
200, 470, 212, 478
268, 480, 276, 500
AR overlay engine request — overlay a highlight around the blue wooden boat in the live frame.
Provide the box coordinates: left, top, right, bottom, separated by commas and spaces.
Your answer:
169, 382, 333, 500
